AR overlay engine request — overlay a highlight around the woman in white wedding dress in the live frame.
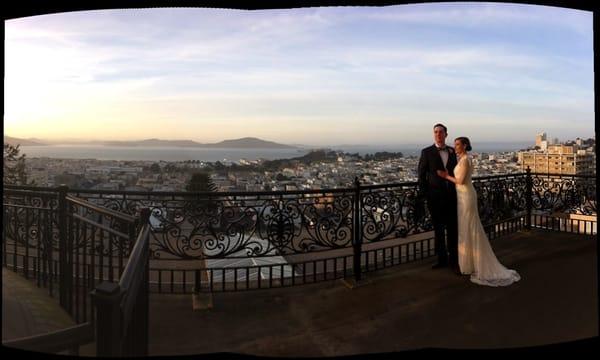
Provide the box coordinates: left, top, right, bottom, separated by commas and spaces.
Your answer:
437, 137, 521, 287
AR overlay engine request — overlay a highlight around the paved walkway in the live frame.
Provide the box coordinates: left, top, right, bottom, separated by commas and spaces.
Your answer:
2, 269, 75, 341
147, 229, 598, 356
1, 228, 597, 355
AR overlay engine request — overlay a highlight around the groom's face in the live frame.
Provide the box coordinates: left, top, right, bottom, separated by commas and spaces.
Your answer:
433, 126, 447, 145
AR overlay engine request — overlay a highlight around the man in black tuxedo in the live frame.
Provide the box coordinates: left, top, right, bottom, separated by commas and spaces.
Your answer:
417, 123, 459, 274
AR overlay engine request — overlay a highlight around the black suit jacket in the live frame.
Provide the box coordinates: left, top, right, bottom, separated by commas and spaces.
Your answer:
417, 144, 458, 200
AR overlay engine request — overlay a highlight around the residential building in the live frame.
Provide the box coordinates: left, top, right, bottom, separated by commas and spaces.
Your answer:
519, 144, 594, 175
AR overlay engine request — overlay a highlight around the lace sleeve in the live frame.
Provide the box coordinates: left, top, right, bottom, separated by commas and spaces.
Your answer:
454, 156, 470, 185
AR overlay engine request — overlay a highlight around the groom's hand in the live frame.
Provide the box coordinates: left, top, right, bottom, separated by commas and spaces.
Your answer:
436, 170, 448, 179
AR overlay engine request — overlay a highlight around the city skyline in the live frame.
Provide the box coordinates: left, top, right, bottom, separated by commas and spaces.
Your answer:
4, 3, 594, 146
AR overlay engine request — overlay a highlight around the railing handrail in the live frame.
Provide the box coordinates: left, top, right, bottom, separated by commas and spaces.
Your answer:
2, 203, 54, 211
66, 194, 136, 223
71, 213, 132, 240
2, 188, 59, 197
91, 208, 151, 357
119, 220, 150, 336
529, 173, 596, 179
70, 187, 359, 197
3, 184, 60, 192
119, 222, 150, 291
2, 322, 94, 354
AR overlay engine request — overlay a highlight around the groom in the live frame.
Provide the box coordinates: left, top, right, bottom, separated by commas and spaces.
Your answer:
417, 124, 460, 274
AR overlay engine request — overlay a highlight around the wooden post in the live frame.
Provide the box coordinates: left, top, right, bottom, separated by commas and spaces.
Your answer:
92, 282, 124, 357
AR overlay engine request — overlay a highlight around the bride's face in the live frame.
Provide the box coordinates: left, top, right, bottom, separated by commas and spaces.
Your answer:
454, 140, 465, 154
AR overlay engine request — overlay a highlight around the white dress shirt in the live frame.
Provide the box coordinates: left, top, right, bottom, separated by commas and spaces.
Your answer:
436, 144, 449, 169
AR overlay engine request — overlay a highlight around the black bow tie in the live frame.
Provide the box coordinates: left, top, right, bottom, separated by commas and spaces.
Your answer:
437, 146, 447, 151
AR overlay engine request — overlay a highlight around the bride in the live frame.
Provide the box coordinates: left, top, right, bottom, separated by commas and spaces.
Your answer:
436, 137, 521, 287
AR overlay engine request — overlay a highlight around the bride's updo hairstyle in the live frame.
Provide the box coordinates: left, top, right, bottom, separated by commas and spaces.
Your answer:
455, 137, 472, 151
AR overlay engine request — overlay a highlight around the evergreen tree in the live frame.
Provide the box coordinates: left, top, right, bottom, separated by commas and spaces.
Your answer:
3, 144, 32, 185
184, 172, 219, 226
186, 172, 218, 192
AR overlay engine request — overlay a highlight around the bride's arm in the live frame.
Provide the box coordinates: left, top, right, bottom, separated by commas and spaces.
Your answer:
437, 157, 469, 185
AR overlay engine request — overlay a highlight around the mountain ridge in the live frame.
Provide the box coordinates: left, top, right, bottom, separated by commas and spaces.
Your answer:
4, 136, 296, 149
4, 136, 47, 146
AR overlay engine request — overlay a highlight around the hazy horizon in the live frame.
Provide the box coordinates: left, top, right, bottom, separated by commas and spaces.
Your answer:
13, 141, 535, 162
5, 134, 539, 149
4, 4, 594, 145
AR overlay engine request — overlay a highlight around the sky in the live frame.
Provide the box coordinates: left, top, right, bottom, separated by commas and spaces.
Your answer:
3, 3, 594, 146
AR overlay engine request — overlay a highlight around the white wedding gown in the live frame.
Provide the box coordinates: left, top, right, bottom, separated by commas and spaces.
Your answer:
455, 155, 521, 287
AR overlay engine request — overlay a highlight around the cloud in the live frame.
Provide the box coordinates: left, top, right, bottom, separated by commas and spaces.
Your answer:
363, 3, 591, 36
3, 5, 593, 144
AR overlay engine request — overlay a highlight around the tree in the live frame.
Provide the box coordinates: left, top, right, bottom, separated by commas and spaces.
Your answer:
186, 172, 218, 192
3, 144, 32, 185
184, 172, 219, 227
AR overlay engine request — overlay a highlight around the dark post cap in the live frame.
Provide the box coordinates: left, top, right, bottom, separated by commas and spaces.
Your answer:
139, 207, 151, 223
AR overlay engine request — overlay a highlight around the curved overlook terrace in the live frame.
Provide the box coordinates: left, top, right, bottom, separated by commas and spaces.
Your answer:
4, 138, 596, 355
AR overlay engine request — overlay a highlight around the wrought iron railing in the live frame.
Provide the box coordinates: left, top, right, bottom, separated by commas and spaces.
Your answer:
2, 170, 596, 354
2, 188, 148, 355
3, 188, 59, 295
3, 170, 596, 296
530, 173, 597, 215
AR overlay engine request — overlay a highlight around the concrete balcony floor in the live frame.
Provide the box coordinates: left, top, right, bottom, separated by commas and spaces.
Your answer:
148, 229, 597, 356
2, 228, 597, 356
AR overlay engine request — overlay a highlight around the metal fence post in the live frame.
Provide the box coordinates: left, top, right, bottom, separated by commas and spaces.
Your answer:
57, 185, 71, 310
353, 177, 363, 282
92, 282, 124, 357
138, 207, 151, 232
525, 167, 533, 230
194, 269, 202, 294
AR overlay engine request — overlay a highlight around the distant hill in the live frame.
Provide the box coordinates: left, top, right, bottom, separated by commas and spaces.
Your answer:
102, 137, 296, 149
207, 137, 296, 149
4, 136, 46, 146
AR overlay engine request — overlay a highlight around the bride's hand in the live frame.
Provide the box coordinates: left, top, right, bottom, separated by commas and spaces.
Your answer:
436, 170, 448, 179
